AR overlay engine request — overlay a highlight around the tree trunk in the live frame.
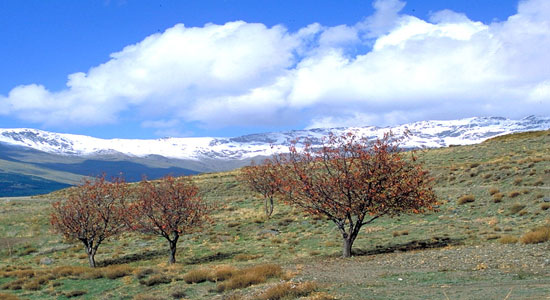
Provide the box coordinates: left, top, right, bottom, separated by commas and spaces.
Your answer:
168, 234, 179, 264
86, 246, 97, 268
342, 237, 353, 258
265, 197, 274, 217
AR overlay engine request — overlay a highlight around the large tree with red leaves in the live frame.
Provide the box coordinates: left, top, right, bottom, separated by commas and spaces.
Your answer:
270, 132, 437, 257
130, 175, 208, 264
50, 176, 129, 267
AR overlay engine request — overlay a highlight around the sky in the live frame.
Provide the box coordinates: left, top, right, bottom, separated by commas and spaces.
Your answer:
0, 0, 548, 139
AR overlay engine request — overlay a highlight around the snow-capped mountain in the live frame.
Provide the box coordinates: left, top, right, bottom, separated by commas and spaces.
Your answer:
1, 116, 549, 162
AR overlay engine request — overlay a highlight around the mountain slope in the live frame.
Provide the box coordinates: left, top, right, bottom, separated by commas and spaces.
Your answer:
1, 116, 549, 162
0, 116, 549, 196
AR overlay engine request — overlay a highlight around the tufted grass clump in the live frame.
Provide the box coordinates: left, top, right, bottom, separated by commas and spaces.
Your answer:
457, 194, 475, 205
520, 226, 550, 244
509, 203, 526, 214
256, 281, 318, 300
499, 235, 518, 244
488, 187, 499, 195
216, 264, 283, 292
493, 193, 504, 203
183, 268, 211, 284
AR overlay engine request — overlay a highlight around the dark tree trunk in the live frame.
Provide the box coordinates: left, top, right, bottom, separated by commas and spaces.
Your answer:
342, 236, 353, 258
168, 234, 179, 264
265, 197, 274, 217
83, 243, 97, 268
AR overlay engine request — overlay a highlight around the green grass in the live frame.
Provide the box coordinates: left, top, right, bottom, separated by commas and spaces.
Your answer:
0, 130, 549, 299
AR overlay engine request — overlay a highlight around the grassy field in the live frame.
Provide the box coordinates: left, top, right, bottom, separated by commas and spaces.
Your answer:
0, 130, 549, 299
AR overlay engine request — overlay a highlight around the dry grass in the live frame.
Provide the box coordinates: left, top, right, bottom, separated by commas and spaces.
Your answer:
392, 230, 409, 237
488, 187, 499, 195
216, 264, 283, 292
139, 274, 172, 286
520, 226, 550, 244
209, 265, 238, 282
102, 265, 133, 279
509, 203, 526, 214
183, 268, 211, 284
0, 293, 21, 300
457, 194, 475, 205
508, 191, 521, 198
499, 235, 518, 244
493, 193, 504, 203
255, 281, 318, 300
541, 203, 550, 211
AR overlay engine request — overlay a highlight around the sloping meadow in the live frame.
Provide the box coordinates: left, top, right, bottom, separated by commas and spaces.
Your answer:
0, 130, 548, 299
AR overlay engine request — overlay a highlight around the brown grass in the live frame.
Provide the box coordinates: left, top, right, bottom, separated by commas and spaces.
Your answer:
0, 293, 21, 300
493, 193, 504, 203
102, 265, 133, 279
457, 194, 475, 205
508, 191, 521, 198
541, 203, 550, 211
520, 226, 550, 244
509, 203, 526, 214
140, 274, 172, 286
488, 187, 499, 195
209, 265, 238, 282
183, 268, 211, 284
216, 264, 283, 292
499, 235, 518, 244
256, 281, 318, 300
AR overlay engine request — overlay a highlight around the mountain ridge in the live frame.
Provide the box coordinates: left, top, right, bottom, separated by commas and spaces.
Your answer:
1, 116, 549, 162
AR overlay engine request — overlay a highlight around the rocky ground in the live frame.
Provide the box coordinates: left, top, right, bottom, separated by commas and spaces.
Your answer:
298, 243, 550, 299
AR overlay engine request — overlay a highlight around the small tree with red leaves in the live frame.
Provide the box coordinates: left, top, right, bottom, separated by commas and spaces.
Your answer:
130, 175, 207, 264
50, 176, 129, 267
240, 160, 282, 218
271, 132, 437, 257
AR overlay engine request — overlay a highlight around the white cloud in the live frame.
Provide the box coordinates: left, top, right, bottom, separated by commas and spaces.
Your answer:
1, 0, 549, 133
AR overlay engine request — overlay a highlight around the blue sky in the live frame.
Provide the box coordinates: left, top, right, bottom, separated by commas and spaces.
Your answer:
1, 0, 548, 138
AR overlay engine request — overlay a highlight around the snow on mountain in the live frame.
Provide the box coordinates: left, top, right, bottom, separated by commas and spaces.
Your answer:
0, 116, 549, 161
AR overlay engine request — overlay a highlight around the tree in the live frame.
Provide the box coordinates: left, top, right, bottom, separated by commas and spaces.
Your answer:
270, 132, 437, 257
130, 175, 208, 264
240, 160, 282, 218
50, 176, 129, 267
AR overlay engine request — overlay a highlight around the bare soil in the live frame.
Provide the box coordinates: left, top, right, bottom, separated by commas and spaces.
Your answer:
297, 242, 550, 299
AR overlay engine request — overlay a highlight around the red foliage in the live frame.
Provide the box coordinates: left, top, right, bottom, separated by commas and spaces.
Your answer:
130, 175, 208, 263
240, 160, 282, 217
269, 132, 436, 257
50, 175, 129, 267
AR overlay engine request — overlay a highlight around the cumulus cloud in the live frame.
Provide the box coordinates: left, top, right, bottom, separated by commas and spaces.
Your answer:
1, 0, 549, 134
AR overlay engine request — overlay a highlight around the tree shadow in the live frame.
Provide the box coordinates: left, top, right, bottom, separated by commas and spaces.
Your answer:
353, 237, 464, 256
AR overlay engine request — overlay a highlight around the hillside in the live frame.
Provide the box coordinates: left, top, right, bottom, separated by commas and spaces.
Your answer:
0, 130, 548, 299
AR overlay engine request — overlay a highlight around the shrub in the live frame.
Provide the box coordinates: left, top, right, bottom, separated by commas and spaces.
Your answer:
458, 194, 475, 205
488, 187, 499, 195
140, 274, 171, 286
499, 235, 518, 244
183, 268, 211, 284
520, 226, 550, 244
509, 203, 526, 214
508, 191, 521, 198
